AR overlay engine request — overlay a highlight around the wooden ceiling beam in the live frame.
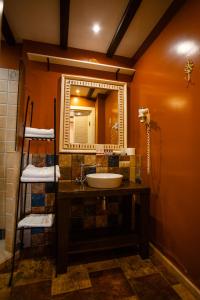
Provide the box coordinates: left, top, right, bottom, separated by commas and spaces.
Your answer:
60, 0, 70, 49
131, 0, 186, 65
106, 0, 142, 57
87, 88, 95, 99
2, 12, 16, 46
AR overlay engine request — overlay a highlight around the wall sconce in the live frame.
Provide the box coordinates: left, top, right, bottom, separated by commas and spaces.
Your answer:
184, 58, 194, 86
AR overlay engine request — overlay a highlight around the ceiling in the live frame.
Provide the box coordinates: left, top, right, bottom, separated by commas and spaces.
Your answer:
3, 0, 185, 64
71, 85, 109, 99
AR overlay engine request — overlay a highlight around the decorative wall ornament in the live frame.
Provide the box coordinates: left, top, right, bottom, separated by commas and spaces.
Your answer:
184, 59, 194, 86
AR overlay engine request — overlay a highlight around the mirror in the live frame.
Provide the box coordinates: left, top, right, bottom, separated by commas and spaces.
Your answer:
70, 86, 118, 145
60, 75, 127, 153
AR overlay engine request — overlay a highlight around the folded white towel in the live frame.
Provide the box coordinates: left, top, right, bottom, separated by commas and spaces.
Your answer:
25, 133, 54, 138
18, 214, 54, 228
22, 164, 60, 179
25, 127, 54, 138
21, 176, 59, 182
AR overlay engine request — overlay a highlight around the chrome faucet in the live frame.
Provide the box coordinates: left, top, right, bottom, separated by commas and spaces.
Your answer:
75, 162, 100, 184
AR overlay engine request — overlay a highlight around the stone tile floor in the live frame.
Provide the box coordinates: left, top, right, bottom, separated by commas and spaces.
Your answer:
0, 254, 197, 300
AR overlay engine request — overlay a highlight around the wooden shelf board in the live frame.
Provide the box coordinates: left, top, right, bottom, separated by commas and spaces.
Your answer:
69, 233, 138, 254
27, 52, 135, 76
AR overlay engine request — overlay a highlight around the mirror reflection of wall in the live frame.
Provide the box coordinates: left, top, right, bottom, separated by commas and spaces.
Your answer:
70, 86, 119, 145
70, 106, 95, 144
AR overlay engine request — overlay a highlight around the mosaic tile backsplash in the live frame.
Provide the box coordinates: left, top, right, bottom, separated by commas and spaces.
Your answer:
24, 153, 135, 249
59, 153, 135, 182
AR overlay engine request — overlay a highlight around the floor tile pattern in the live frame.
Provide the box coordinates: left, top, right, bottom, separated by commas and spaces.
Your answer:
129, 273, 181, 300
0, 254, 198, 299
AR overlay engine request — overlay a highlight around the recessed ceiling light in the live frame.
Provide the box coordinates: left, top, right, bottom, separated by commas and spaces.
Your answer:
92, 23, 101, 34
76, 89, 80, 94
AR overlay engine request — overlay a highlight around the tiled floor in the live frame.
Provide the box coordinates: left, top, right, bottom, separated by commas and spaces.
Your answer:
0, 254, 197, 300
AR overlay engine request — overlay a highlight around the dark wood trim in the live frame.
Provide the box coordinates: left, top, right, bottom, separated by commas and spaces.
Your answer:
106, 0, 142, 57
87, 88, 95, 99
60, 0, 70, 49
131, 0, 186, 65
2, 12, 16, 46
47, 57, 50, 71
116, 68, 120, 80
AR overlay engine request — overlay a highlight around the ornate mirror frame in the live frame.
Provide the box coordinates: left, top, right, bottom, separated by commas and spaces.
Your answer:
59, 74, 127, 153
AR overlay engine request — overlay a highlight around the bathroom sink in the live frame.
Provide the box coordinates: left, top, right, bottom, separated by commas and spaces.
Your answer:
86, 173, 123, 189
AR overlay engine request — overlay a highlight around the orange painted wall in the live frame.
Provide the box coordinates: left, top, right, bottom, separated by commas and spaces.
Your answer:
0, 41, 21, 69
23, 60, 60, 153
95, 94, 105, 144
105, 91, 118, 144
130, 0, 200, 286
23, 56, 132, 152
70, 96, 95, 108
18, 39, 134, 152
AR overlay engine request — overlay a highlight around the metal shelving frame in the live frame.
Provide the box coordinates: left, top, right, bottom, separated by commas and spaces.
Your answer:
9, 96, 57, 286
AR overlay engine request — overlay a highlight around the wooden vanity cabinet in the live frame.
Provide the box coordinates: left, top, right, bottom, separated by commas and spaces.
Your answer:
57, 181, 150, 274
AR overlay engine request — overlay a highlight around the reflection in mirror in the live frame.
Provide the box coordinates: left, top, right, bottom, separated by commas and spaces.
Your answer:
70, 86, 118, 145
60, 75, 127, 153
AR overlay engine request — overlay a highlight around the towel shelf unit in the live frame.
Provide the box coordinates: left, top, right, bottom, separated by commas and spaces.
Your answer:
9, 96, 58, 286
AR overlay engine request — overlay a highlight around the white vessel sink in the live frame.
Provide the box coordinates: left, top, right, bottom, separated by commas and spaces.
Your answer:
86, 173, 123, 189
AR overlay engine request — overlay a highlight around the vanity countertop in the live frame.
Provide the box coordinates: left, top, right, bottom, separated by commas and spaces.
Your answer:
58, 181, 150, 198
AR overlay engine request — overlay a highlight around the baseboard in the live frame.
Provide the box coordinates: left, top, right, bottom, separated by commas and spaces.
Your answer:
0, 251, 12, 272
150, 243, 200, 299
